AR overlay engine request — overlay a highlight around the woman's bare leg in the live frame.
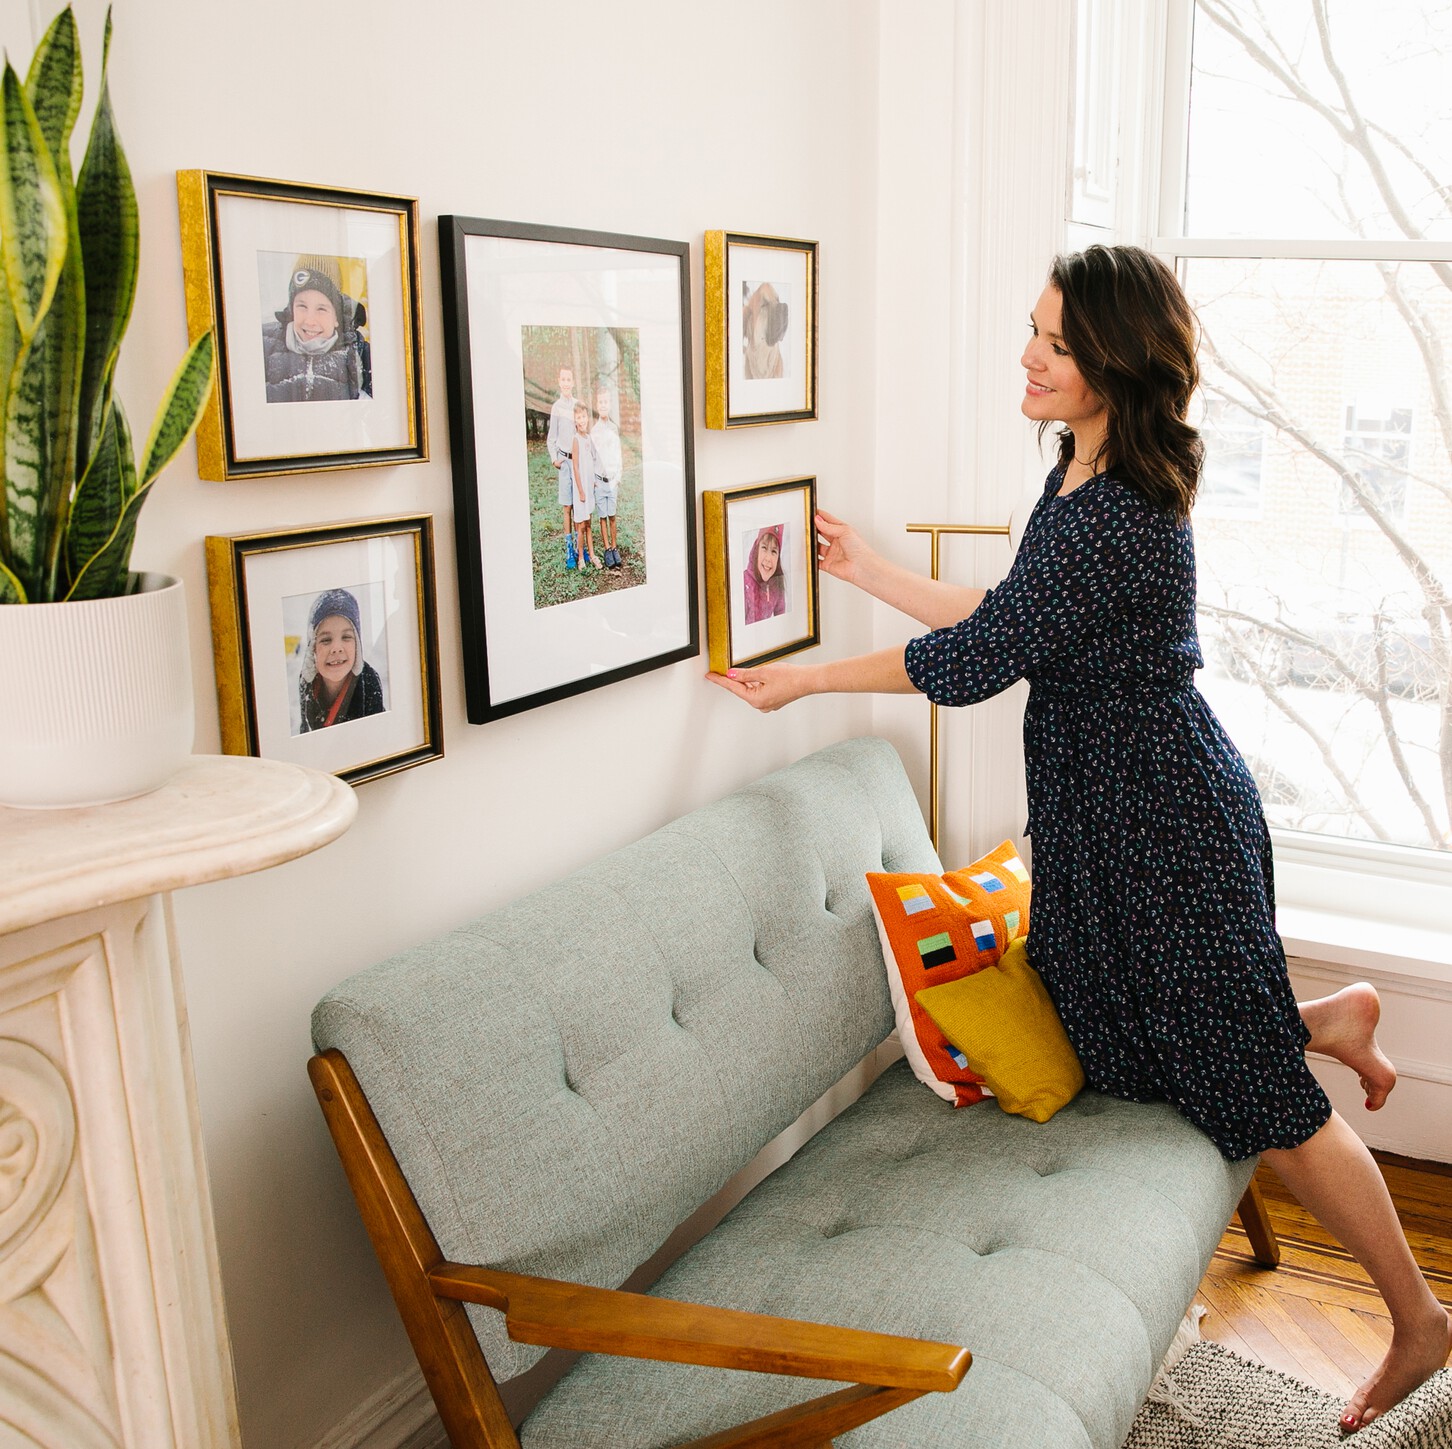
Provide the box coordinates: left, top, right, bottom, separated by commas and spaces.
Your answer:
1262, 1112, 1451, 1429
1298, 983, 1397, 1110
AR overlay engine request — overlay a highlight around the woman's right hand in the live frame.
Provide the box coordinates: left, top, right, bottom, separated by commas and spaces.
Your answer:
814, 509, 874, 585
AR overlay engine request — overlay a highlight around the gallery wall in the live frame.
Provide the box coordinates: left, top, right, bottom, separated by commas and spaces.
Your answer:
0, 0, 1079, 1442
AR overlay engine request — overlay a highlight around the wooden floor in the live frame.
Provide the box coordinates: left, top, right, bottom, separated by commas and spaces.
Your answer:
1199, 1154, 1452, 1403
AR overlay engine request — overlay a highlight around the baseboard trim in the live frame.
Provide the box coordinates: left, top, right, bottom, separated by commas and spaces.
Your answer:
312, 1366, 445, 1449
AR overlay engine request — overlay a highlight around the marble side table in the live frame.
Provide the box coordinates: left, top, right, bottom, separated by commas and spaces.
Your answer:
0, 757, 356, 1448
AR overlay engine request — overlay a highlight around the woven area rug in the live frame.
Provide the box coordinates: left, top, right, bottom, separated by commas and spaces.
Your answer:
1124, 1340, 1452, 1448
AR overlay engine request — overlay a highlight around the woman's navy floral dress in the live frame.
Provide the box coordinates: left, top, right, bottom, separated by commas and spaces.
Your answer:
904, 466, 1331, 1160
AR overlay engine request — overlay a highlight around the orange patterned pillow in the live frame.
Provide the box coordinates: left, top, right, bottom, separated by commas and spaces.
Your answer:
866, 840, 1031, 1107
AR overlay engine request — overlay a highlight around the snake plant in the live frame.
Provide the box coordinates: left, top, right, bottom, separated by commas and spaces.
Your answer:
0, 6, 212, 604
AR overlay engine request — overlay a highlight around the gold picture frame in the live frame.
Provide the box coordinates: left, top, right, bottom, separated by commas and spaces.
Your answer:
704, 477, 820, 673
205, 515, 443, 785
177, 170, 427, 479
704, 231, 818, 428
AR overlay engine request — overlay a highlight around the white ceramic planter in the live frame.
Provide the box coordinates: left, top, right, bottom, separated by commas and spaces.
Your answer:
0, 573, 194, 808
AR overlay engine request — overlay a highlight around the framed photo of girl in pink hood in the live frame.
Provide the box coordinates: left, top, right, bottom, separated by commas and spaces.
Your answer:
703, 477, 819, 673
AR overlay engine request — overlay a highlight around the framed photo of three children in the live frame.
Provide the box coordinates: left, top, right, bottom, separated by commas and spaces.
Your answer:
439, 217, 698, 724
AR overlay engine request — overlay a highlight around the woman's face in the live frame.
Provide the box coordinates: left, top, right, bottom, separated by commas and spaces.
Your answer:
313, 615, 357, 686
292, 288, 339, 343
1020, 285, 1106, 437
756, 533, 780, 582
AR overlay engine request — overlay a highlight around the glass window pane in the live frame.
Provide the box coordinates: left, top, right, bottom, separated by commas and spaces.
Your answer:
1186, 1, 1452, 241
1186, 257, 1452, 853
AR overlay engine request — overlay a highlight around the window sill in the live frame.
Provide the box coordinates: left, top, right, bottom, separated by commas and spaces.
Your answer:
1276, 903, 1452, 992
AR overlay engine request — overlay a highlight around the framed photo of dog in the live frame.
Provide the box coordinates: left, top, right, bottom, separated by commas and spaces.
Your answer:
704, 232, 818, 428
438, 216, 699, 724
703, 477, 819, 673
204, 515, 443, 784
177, 171, 428, 479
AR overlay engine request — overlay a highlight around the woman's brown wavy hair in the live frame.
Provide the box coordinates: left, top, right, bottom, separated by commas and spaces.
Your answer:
1044, 245, 1203, 520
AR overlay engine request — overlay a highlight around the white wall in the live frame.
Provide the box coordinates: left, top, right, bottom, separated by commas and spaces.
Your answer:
0, 1, 897, 1443
0, 0, 1083, 1442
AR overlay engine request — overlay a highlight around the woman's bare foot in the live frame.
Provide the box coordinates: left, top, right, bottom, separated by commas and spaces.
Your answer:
1298, 983, 1397, 1111
1341, 1305, 1452, 1430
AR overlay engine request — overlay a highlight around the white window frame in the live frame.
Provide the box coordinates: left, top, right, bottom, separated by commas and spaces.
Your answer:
1099, 0, 1452, 932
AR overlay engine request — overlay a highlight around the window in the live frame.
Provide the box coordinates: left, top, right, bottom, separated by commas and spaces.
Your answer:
1339, 402, 1413, 525
1196, 394, 1265, 519
1152, 0, 1452, 862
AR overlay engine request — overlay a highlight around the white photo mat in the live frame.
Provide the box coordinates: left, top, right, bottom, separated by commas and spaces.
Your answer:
726, 491, 812, 665
214, 191, 413, 461
727, 241, 812, 418
458, 231, 693, 709
242, 531, 427, 775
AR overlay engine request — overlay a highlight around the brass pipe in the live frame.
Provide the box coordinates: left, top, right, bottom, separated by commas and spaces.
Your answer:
904, 523, 1012, 854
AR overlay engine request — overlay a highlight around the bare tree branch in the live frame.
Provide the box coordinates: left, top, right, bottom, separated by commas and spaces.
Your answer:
1364, 615, 1451, 844
1378, 262, 1452, 473
1197, 0, 1452, 293
1366, 119, 1452, 219
1191, 0, 1452, 850
1200, 330, 1452, 624
1202, 606, 1393, 839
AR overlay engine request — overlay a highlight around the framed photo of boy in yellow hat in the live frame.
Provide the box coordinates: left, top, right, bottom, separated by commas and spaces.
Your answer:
178, 171, 427, 479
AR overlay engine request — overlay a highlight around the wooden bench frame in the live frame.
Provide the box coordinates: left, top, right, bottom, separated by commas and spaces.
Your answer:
309, 1048, 1280, 1448
310, 1049, 971, 1448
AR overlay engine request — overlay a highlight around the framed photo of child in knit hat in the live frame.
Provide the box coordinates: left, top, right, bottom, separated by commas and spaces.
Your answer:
177, 171, 427, 479
703, 232, 817, 429
204, 516, 443, 784
257, 252, 372, 406
702, 477, 820, 673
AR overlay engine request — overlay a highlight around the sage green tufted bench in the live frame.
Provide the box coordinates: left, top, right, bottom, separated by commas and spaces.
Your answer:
310, 736, 1275, 1448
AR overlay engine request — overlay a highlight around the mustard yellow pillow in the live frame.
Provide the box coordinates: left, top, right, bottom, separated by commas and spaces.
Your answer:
913, 939, 1083, 1123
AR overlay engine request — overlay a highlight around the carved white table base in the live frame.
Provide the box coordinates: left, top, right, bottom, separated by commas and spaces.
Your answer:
0, 758, 356, 1447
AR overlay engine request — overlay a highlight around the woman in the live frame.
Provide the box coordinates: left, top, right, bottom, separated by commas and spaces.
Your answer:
298, 587, 385, 732
709, 245, 1449, 1431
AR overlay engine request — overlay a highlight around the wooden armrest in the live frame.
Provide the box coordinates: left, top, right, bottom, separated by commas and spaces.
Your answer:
428, 1263, 971, 1393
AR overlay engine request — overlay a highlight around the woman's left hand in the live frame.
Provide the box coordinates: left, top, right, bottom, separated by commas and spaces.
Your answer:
706, 663, 811, 713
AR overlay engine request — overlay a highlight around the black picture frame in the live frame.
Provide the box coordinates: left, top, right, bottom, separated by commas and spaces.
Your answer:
439, 217, 699, 723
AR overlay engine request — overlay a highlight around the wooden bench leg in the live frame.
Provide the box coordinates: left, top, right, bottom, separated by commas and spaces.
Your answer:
1236, 1178, 1281, 1268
